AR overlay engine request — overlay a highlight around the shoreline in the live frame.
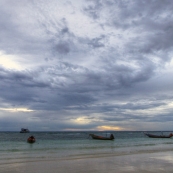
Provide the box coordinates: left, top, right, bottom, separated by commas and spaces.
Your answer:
1, 151, 173, 173
1, 146, 173, 163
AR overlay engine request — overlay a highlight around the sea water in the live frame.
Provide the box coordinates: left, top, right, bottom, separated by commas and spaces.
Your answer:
0, 131, 173, 164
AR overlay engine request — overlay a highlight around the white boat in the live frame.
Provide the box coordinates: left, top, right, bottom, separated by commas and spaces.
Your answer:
20, 128, 30, 133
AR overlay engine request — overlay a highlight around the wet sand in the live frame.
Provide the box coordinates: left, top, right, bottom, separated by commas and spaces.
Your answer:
1, 151, 173, 173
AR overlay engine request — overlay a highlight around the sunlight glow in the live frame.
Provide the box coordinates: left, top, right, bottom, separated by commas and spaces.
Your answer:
63, 128, 95, 131
97, 125, 124, 131
0, 108, 34, 112
0, 51, 23, 70
73, 116, 91, 124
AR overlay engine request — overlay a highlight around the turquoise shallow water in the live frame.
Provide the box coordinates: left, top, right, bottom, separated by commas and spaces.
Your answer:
0, 131, 173, 163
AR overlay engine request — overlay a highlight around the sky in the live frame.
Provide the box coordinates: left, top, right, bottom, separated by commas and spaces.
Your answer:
0, 0, 173, 131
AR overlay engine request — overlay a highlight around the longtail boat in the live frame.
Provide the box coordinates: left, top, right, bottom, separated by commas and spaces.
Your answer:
89, 134, 114, 140
144, 132, 173, 138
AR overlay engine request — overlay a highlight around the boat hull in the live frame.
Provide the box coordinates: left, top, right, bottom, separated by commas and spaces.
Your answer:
27, 139, 35, 143
89, 134, 114, 140
145, 133, 173, 138
27, 136, 36, 143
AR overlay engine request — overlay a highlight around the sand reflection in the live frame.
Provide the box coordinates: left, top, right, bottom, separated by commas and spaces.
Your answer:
152, 154, 173, 163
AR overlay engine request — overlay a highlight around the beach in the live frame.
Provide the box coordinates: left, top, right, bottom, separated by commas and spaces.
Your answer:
1, 131, 173, 173
1, 151, 173, 173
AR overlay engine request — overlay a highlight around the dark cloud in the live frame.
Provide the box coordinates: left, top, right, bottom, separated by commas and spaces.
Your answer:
56, 41, 71, 54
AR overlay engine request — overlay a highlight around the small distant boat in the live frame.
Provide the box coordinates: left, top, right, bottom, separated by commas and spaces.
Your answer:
27, 136, 36, 143
20, 128, 30, 133
144, 132, 173, 138
89, 134, 114, 140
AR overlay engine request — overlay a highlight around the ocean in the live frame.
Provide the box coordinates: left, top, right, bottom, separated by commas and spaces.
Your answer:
1, 131, 173, 165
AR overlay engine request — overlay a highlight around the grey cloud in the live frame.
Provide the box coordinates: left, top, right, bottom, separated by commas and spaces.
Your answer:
0, 0, 173, 131
147, 113, 173, 122
0, 61, 129, 112
56, 41, 70, 54
83, 0, 173, 58
83, 0, 102, 19
88, 36, 105, 48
